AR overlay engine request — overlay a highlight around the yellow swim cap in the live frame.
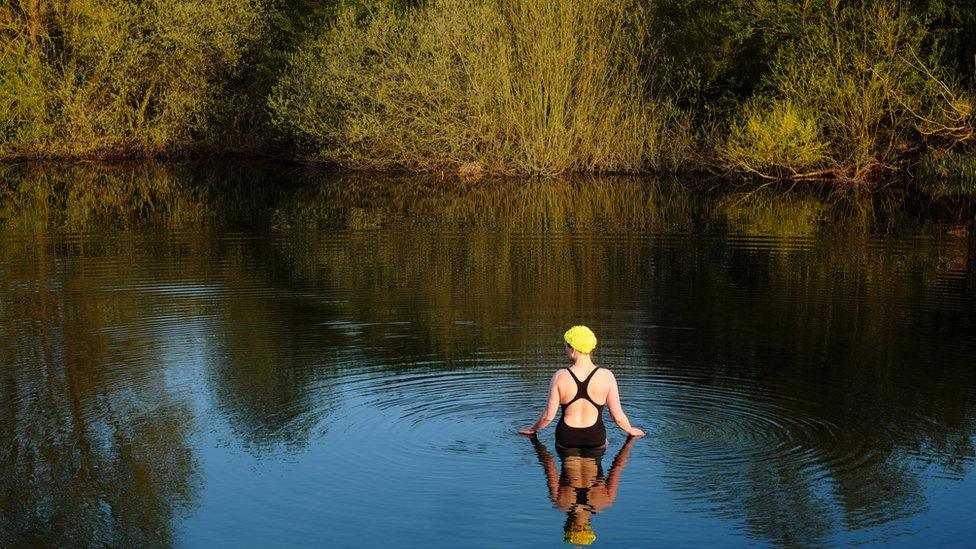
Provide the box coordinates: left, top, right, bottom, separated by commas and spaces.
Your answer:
564, 325, 597, 354
564, 522, 596, 545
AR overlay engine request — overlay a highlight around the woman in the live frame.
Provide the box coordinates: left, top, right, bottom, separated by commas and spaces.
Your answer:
519, 325, 644, 448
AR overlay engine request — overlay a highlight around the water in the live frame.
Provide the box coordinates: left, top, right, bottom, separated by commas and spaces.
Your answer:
1, 163, 974, 547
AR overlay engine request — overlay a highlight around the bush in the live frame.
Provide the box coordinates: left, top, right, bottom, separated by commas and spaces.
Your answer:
721, 1, 974, 181
0, 36, 50, 145
915, 149, 976, 198
0, 0, 265, 158
722, 99, 827, 177
270, 0, 691, 175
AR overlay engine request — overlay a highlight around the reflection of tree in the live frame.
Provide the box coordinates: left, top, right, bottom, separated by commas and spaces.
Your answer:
262, 174, 696, 377
0, 162, 342, 452
646, 190, 976, 545
279, 172, 697, 233
669, 456, 836, 546
0, 238, 198, 546
204, 237, 342, 449
0, 161, 291, 232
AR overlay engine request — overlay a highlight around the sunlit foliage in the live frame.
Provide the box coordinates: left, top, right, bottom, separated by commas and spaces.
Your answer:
270, 0, 691, 175
719, 2, 974, 182
0, 0, 265, 158
2, 0, 976, 182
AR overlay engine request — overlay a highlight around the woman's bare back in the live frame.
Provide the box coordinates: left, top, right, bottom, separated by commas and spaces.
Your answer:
557, 366, 610, 428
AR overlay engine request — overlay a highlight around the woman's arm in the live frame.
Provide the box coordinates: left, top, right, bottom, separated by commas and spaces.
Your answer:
529, 435, 560, 502
604, 435, 636, 502
518, 371, 562, 435
605, 373, 645, 437
587, 435, 637, 512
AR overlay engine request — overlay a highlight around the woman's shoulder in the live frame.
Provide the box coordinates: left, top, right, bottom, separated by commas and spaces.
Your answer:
551, 368, 570, 379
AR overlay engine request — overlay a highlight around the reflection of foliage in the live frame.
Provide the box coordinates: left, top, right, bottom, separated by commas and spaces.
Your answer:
272, 172, 697, 232
715, 191, 833, 237
0, 162, 293, 232
0, 238, 199, 546
650, 192, 974, 544
1, 162, 972, 235
262, 174, 702, 362
205, 239, 342, 449
0, 165, 345, 451
682, 458, 836, 546
0, 162, 208, 231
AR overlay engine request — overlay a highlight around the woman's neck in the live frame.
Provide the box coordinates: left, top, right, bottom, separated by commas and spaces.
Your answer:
572, 356, 595, 369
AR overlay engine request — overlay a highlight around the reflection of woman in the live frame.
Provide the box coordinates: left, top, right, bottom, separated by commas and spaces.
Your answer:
529, 435, 637, 545
519, 326, 644, 448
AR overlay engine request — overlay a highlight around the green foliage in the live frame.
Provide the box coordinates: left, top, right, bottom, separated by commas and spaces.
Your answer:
2, 0, 976, 183
915, 149, 976, 198
722, 99, 828, 177
911, 0, 976, 86
270, 0, 691, 174
0, 36, 49, 144
643, 0, 799, 110
0, 0, 265, 158
720, 1, 974, 181
209, 0, 344, 151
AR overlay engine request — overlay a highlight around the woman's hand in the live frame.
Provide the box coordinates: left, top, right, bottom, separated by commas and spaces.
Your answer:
627, 427, 645, 437
518, 428, 536, 436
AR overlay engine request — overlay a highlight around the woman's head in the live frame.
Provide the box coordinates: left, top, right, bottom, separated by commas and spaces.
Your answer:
564, 518, 596, 545
564, 325, 597, 355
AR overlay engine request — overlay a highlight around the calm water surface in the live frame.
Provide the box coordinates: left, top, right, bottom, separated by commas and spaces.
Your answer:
1, 164, 974, 547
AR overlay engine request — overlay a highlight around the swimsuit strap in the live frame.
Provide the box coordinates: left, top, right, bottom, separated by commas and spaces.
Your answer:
565, 367, 601, 406
580, 367, 600, 386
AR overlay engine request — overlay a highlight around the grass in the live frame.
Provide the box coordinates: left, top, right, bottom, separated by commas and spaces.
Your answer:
914, 150, 976, 199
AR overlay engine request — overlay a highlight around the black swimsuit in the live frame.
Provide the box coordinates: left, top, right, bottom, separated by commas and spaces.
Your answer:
555, 367, 607, 448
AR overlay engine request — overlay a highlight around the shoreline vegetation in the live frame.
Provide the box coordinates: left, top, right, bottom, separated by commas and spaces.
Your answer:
2, 0, 975, 191
3, 161, 974, 232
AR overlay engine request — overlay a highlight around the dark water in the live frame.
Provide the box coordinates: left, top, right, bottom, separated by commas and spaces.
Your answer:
1, 163, 974, 547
